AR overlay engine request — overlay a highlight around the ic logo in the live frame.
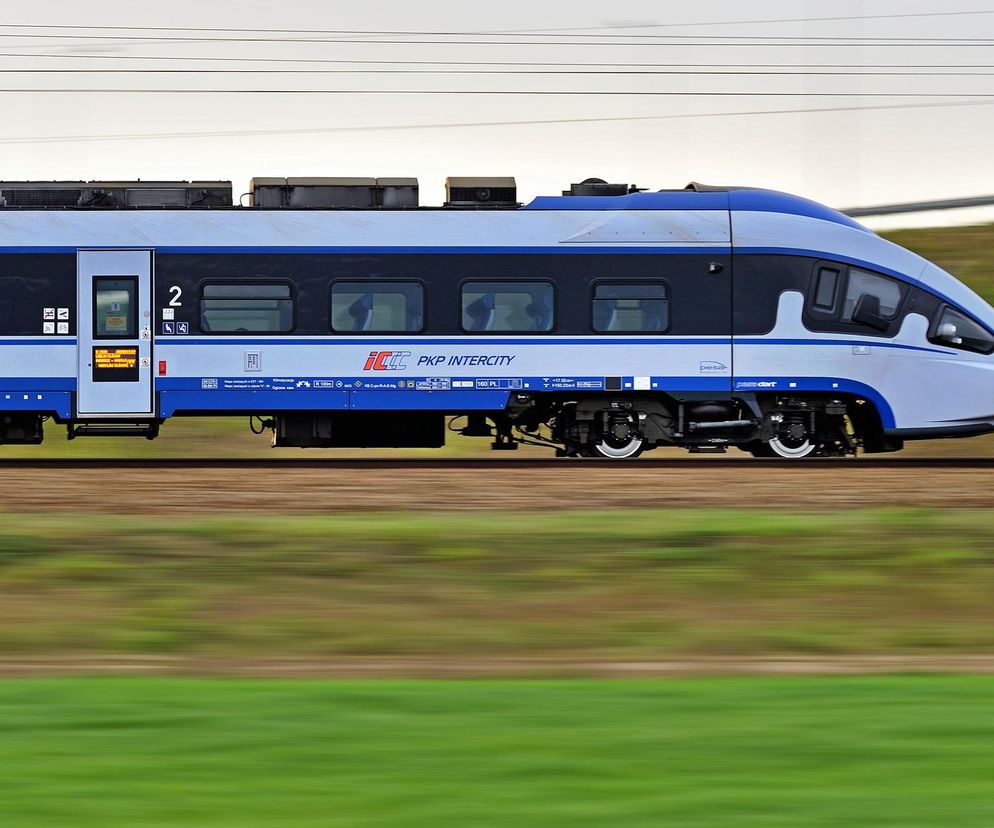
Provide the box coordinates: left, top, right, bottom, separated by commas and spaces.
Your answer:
363, 351, 411, 371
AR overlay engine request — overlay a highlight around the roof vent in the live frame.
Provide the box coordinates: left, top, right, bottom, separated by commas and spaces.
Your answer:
564, 178, 640, 197
248, 177, 419, 208
0, 180, 231, 208
445, 177, 517, 208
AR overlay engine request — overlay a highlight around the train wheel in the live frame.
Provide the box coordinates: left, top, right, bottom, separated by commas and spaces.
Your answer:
590, 435, 645, 459
766, 434, 817, 458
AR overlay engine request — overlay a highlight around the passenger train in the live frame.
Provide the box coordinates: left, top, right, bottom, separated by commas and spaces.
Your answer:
0, 175, 991, 459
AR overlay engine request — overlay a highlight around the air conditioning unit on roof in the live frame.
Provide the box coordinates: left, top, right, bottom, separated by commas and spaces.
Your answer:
249, 177, 419, 208
444, 177, 517, 208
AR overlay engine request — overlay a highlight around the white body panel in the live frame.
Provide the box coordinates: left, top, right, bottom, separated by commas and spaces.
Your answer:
0, 209, 729, 249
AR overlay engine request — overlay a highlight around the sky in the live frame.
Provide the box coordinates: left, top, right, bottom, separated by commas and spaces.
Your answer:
2, 0, 994, 229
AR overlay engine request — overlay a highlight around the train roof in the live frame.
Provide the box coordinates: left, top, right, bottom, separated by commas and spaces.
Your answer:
0, 185, 989, 327
0, 178, 867, 233
523, 186, 870, 233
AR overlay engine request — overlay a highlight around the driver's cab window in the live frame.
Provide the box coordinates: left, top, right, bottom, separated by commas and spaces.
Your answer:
929, 306, 994, 354
842, 268, 904, 322
806, 263, 907, 336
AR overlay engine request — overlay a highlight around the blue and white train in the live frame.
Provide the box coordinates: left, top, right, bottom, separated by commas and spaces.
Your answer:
1, 178, 992, 458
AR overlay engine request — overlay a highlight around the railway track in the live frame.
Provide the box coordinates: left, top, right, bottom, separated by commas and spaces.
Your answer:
0, 454, 987, 513
0, 456, 991, 470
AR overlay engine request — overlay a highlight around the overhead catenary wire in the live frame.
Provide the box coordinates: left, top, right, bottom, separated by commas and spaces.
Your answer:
3, 52, 994, 70
0, 89, 991, 96
0, 32, 992, 46
2, 68, 994, 77
1, 11, 994, 38
0, 98, 990, 146
499, 9, 994, 33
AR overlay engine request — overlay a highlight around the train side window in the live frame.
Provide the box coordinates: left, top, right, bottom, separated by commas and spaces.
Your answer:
200, 283, 293, 333
929, 306, 994, 354
94, 277, 137, 338
330, 282, 424, 333
592, 282, 669, 332
461, 281, 554, 333
812, 267, 840, 312
842, 268, 905, 322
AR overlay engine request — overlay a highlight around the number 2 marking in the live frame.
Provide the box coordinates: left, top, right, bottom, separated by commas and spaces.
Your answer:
168, 285, 183, 307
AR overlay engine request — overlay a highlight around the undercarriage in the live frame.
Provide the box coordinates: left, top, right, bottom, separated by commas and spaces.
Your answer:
467, 391, 898, 458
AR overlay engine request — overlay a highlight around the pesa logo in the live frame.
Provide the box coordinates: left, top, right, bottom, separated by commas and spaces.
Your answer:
363, 351, 411, 371
699, 361, 729, 373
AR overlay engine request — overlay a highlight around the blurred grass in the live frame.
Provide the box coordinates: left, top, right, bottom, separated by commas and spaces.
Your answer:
2, 676, 994, 827
3, 508, 994, 659
882, 224, 994, 306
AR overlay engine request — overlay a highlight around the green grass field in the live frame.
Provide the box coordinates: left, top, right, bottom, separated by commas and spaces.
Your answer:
3, 507, 994, 661
883, 223, 994, 305
2, 676, 993, 827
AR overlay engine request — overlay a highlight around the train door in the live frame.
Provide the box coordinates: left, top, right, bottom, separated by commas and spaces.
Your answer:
76, 250, 154, 417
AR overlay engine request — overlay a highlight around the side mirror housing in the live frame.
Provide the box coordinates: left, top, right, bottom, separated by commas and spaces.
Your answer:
852, 293, 889, 332
937, 321, 963, 345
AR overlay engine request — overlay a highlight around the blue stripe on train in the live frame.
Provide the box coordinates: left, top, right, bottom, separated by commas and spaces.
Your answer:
0, 390, 72, 418
157, 336, 948, 354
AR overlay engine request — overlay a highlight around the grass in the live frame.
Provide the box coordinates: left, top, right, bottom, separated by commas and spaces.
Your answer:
882, 223, 994, 306
1, 676, 993, 826
3, 508, 994, 660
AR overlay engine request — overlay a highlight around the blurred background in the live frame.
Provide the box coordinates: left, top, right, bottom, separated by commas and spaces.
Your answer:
3, 2, 994, 826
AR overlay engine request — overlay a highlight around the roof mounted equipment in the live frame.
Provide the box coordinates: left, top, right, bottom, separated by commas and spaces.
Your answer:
248, 177, 419, 208
0, 181, 232, 208
563, 178, 641, 197
444, 177, 518, 208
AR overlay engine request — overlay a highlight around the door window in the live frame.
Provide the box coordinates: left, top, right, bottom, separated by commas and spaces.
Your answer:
94, 277, 137, 338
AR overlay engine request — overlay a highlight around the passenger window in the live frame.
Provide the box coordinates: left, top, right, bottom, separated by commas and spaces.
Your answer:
461, 281, 554, 333
842, 268, 904, 322
330, 282, 424, 333
812, 267, 840, 311
929, 306, 994, 354
94, 277, 137, 338
592, 282, 669, 332
200, 283, 293, 333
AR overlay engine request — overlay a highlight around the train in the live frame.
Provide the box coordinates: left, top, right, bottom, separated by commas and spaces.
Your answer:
0, 175, 990, 459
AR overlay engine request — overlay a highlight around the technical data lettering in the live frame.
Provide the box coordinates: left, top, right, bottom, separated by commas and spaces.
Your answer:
475, 378, 523, 390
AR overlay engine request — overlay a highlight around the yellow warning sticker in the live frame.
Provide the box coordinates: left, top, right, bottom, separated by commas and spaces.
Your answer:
94, 348, 137, 369
103, 314, 128, 333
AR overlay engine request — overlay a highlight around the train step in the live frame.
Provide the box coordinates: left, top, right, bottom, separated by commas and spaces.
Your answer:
69, 421, 160, 440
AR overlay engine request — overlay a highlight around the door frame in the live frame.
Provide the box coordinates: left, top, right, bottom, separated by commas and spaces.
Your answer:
76, 249, 154, 418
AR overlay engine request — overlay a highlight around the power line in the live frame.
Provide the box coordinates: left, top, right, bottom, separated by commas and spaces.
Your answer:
0, 89, 993, 96
500, 9, 994, 33
0, 98, 989, 146
2, 68, 994, 77
0, 32, 992, 46
3, 52, 994, 69
2, 11, 993, 38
